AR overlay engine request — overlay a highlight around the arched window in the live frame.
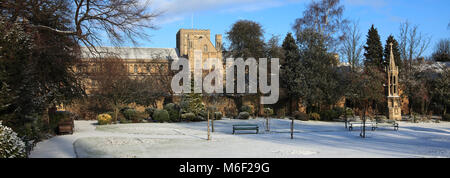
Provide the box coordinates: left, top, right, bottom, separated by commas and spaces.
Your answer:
134, 65, 138, 73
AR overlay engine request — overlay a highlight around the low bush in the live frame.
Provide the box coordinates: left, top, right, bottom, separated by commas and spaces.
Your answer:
214, 112, 223, 120
320, 110, 339, 121
0, 121, 27, 158
240, 105, 253, 114
119, 107, 133, 114
153, 109, 170, 123
198, 110, 208, 120
293, 111, 308, 121
238, 112, 250, 120
181, 113, 197, 121
309, 113, 320, 121
164, 103, 181, 122
97, 114, 112, 125
443, 114, 450, 121
49, 111, 71, 133
375, 115, 387, 123
263, 108, 274, 117
123, 109, 137, 120
333, 107, 345, 118
345, 108, 354, 117
145, 108, 156, 117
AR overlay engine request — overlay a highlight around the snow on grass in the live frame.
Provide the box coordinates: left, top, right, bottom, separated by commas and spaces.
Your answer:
30, 118, 450, 158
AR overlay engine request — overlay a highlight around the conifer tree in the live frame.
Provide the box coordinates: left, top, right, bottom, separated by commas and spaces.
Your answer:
281, 33, 301, 97
363, 25, 384, 69
383, 35, 402, 69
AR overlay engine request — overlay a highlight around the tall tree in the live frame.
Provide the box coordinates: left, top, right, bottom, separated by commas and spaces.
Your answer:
398, 21, 431, 69
226, 20, 265, 59
383, 35, 402, 69
265, 35, 284, 60
89, 57, 132, 122
225, 20, 266, 113
0, 0, 160, 152
296, 31, 342, 113
281, 33, 301, 112
346, 66, 385, 138
341, 20, 363, 71
293, 0, 349, 52
363, 25, 384, 69
1, 0, 160, 50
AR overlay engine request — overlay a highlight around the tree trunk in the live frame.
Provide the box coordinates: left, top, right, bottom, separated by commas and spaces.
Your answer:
211, 116, 215, 132
290, 118, 294, 139
361, 106, 366, 138
207, 111, 211, 141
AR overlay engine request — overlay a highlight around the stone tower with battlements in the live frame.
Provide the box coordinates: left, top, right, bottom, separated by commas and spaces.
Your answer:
176, 29, 223, 71
387, 43, 402, 120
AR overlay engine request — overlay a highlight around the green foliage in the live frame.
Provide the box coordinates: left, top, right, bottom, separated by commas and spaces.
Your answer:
214, 112, 223, 120
309, 113, 321, 121
97, 114, 112, 125
152, 109, 170, 123
122, 109, 137, 120
375, 115, 388, 122
49, 111, 71, 133
345, 108, 354, 117
238, 112, 250, 120
0, 121, 26, 158
443, 114, 450, 121
293, 111, 308, 121
364, 25, 384, 69
333, 107, 345, 118
263, 108, 274, 117
145, 108, 156, 117
240, 105, 253, 114
164, 103, 181, 122
180, 84, 205, 117
432, 39, 450, 62
122, 109, 146, 123
281, 33, 301, 97
226, 20, 265, 59
181, 113, 197, 121
319, 110, 339, 121
198, 110, 208, 120
383, 35, 402, 69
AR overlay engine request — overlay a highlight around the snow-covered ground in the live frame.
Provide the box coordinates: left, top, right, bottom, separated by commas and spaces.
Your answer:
29, 118, 450, 158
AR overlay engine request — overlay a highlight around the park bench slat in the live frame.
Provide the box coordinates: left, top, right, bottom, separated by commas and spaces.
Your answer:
233, 124, 259, 134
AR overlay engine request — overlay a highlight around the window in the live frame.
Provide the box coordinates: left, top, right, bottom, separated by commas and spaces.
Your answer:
204, 45, 208, 52
134, 65, 138, 73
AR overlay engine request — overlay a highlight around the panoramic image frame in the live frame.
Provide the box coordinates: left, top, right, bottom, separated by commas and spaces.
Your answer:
0, 0, 449, 176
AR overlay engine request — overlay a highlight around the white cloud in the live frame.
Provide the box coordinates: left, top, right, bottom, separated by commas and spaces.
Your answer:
149, 0, 303, 25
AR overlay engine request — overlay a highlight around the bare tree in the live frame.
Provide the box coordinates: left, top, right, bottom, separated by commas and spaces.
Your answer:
293, 0, 349, 51
398, 21, 431, 69
1, 0, 161, 52
340, 20, 363, 71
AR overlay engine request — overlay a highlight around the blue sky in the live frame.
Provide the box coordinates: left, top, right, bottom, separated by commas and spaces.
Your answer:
126, 0, 450, 57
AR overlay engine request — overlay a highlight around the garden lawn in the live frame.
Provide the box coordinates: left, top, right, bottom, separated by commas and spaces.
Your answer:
29, 118, 450, 158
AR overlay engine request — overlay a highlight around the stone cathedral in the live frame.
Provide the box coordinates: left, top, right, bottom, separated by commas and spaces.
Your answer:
387, 43, 402, 120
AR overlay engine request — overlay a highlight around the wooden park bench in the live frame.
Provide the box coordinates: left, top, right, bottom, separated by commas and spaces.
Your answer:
232, 124, 259, 134
348, 122, 376, 131
373, 121, 399, 131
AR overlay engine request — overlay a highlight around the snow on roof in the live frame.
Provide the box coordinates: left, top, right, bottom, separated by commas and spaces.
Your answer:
80, 47, 180, 61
